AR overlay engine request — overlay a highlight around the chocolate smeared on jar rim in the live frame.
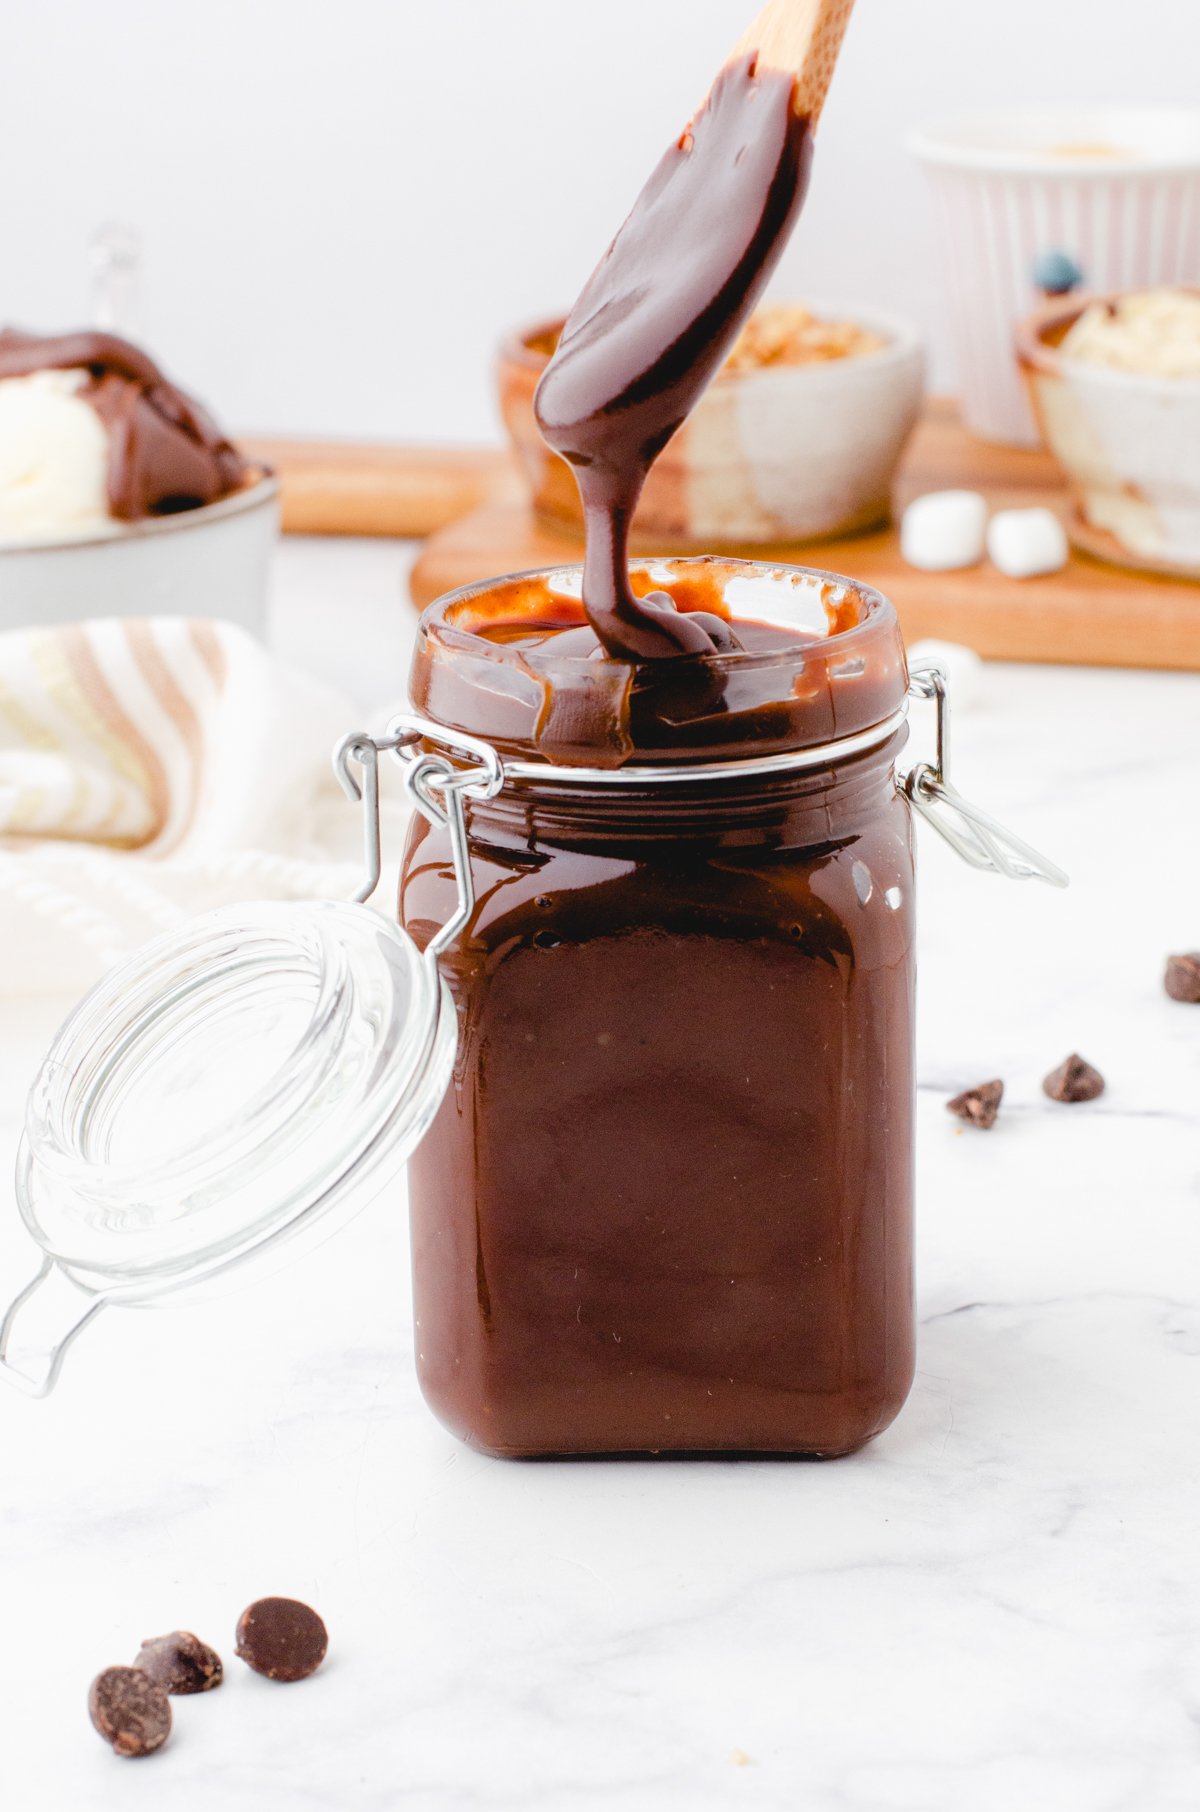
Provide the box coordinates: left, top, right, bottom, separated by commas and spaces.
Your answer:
412, 557, 909, 771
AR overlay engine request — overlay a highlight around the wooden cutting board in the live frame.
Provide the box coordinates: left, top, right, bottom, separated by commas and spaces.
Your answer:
407, 401, 1200, 671
240, 436, 509, 538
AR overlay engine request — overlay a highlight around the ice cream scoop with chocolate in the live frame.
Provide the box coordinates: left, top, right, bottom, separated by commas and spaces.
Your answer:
0, 328, 247, 543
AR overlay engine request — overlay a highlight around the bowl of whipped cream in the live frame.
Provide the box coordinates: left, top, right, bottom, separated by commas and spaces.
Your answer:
0, 328, 278, 632
1018, 287, 1200, 577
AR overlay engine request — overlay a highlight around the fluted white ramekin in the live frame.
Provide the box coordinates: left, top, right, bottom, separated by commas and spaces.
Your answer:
910, 110, 1200, 445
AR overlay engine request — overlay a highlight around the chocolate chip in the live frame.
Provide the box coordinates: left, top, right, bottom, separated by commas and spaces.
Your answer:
234, 1598, 328, 1683
1165, 953, 1200, 1003
1043, 1053, 1105, 1103
946, 1079, 1003, 1130
88, 1666, 172, 1758
134, 1631, 223, 1695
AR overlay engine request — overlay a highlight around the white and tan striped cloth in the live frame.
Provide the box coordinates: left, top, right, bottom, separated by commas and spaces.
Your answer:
0, 618, 399, 995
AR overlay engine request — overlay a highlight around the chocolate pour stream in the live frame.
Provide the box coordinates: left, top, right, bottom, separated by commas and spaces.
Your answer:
534, 55, 813, 660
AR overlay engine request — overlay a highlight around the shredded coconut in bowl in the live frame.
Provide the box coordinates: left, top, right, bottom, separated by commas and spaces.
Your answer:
1062, 289, 1200, 379
723, 305, 885, 374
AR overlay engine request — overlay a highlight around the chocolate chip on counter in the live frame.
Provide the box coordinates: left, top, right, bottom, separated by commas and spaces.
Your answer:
134, 1631, 223, 1695
1165, 953, 1200, 1003
234, 1598, 328, 1683
1043, 1053, 1105, 1103
946, 1079, 1003, 1130
88, 1666, 172, 1758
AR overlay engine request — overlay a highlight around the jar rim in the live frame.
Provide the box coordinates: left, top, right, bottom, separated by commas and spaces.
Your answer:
423, 556, 896, 670
412, 558, 910, 771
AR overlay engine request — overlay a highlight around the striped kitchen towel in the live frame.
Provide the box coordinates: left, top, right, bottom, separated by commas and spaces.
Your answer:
0, 618, 404, 994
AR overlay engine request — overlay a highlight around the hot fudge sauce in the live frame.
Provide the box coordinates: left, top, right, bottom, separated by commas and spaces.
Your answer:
402, 564, 915, 1457
534, 55, 812, 658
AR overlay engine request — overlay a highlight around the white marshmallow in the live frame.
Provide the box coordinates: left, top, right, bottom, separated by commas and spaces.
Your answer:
900, 490, 987, 572
907, 638, 985, 711
986, 507, 1069, 579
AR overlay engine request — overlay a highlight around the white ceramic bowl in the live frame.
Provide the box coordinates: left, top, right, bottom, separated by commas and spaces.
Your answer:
0, 474, 279, 633
1018, 292, 1200, 574
909, 109, 1200, 445
498, 304, 926, 546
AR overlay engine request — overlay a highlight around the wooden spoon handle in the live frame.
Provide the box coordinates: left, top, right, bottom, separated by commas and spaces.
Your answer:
729, 0, 857, 120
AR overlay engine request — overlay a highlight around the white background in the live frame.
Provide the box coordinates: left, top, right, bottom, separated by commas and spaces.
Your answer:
2, 0, 1197, 444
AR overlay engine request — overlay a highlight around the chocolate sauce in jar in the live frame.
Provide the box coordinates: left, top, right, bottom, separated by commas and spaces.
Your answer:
402, 564, 915, 1459
534, 55, 813, 659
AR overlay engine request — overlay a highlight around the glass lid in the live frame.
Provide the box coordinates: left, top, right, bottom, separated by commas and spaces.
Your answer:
12, 898, 454, 1309
0, 717, 499, 1396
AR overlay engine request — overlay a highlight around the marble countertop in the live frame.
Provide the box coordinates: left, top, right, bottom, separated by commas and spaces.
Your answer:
2, 539, 1199, 1811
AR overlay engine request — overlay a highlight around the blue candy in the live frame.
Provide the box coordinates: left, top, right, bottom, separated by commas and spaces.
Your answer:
1033, 249, 1085, 296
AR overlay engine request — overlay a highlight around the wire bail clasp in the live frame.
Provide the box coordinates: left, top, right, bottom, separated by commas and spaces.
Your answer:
902, 664, 1068, 888
333, 729, 415, 904
0, 1256, 105, 1398
333, 714, 504, 948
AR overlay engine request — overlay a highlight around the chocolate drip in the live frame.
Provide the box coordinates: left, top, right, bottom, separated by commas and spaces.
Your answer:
534, 56, 813, 660
0, 327, 247, 521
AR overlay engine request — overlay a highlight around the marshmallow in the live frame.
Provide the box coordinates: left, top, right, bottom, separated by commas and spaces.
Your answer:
907, 639, 985, 711
900, 490, 987, 572
986, 507, 1069, 579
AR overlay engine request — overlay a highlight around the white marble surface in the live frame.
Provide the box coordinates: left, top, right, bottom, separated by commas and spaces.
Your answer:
2, 542, 1200, 1810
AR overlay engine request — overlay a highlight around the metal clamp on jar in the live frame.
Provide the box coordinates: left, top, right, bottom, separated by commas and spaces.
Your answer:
1, 562, 1063, 1458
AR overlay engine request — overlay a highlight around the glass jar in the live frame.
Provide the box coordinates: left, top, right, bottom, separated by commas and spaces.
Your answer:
401, 559, 915, 1457
0, 559, 1063, 1422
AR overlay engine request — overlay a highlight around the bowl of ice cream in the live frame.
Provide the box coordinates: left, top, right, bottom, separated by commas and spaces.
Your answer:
0, 329, 277, 631
910, 109, 1200, 445
498, 302, 925, 549
1017, 287, 1200, 576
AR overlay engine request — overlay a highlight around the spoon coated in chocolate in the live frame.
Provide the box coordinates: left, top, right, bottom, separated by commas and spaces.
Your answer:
534, 54, 813, 660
